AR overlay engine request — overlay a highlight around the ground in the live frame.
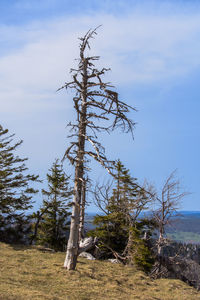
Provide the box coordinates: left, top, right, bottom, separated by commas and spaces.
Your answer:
0, 242, 199, 300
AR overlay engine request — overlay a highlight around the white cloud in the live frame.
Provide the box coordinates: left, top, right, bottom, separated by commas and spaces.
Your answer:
1, 8, 200, 192
0, 12, 199, 110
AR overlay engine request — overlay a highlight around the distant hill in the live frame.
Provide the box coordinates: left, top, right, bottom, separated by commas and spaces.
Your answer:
85, 211, 200, 244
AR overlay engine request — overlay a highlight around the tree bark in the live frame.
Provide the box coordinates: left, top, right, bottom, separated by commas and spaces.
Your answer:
158, 232, 163, 256
64, 60, 87, 270
79, 179, 86, 240
63, 182, 80, 269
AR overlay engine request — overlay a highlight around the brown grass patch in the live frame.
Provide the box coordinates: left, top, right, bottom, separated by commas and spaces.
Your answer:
0, 242, 199, 299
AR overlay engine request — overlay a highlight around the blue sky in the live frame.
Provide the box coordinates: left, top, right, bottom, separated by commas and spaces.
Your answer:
0, 0, 200, 212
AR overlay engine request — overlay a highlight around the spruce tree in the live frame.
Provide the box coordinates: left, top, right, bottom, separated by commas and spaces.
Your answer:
0, 124, 39, 242
91, 161, 155, 271
34, 159, 72, 251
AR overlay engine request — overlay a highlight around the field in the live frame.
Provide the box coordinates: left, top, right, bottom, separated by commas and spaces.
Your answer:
166, 212, 200, 243
167, 231, 200, 244
0, 242, 200, 300
86, 212, 200, 244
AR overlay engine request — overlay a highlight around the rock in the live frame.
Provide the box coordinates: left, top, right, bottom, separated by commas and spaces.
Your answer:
152, 255, 200, 290
166, 257, 200, 290
79, 251, 96, 260
108, 258, 120, 264
78, 237, 98, 254
37, 246, 55, 252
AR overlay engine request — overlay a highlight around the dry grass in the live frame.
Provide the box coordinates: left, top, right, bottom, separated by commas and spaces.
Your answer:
0, 242, 199, 300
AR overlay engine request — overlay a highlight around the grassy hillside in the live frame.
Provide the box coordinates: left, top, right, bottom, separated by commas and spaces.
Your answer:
0, 243, 199, 300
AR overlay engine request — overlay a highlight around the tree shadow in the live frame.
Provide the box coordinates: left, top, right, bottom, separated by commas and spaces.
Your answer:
9, 243, 35, 251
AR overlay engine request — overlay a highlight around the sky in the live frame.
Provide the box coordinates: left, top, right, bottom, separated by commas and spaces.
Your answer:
0, 0, 200, 212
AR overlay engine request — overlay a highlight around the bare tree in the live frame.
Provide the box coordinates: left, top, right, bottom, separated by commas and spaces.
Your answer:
153, 170, 188, 257
93, 180, 113, 215
59, 27, 135, 270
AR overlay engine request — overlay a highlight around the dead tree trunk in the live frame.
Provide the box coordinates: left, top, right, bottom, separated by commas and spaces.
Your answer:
59, 27, 135, 270
63, 59, 88, 269
79, 178, 86, 240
